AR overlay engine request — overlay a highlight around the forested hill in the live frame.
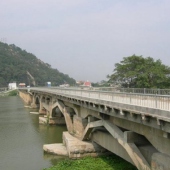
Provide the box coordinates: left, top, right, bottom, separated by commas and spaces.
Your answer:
0, 42, 76, 87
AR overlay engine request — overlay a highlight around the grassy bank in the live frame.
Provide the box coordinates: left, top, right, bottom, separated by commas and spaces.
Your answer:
43, 155, 137, 170
0, 90, 18, 97
8, 90, 18, 96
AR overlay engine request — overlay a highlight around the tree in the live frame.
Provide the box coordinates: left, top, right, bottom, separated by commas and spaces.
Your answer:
0, 42, 76, 87
108, 55, 170, 88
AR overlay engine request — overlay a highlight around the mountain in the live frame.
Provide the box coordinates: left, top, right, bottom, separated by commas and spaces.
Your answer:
0, 42, 76, 87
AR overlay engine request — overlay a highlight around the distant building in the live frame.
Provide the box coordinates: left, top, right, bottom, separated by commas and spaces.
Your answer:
46, 82, 51, 87
59, 84, 70, 87
8, 82, 17, 89
76, 80, 92, 88
19, 83, 26, 88
76, 81, 84, 86
83, 80, 91, 87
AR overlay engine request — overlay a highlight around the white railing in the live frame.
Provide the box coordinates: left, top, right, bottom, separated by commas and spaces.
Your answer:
48, 86, 170, 95
27, 87, 170, 112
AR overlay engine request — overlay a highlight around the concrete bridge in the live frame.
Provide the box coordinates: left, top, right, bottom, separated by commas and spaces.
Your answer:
19, 87, 170, 170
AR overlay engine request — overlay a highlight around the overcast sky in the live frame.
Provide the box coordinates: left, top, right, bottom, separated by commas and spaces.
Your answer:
1, 0, 170, 82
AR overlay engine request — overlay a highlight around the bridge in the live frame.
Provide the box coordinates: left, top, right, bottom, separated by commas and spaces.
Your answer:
19, 87, 170, 170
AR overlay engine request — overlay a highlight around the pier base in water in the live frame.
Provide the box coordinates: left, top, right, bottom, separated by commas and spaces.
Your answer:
43, 131, 110, 159
39, 116, 66, 125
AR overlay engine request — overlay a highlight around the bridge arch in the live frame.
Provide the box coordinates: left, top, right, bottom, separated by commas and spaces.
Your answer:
52, 106, 64, 118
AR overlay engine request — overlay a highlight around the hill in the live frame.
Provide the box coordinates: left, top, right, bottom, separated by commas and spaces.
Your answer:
0, 42, 76, 87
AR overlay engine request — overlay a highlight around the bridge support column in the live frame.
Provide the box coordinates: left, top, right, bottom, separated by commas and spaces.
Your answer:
57, 101, 74, 134
38, 96, 46, 115
60, 102, 88, 138
30, 94, 39, 109
151, 153, 170, 170
31, 103, 38, 109
39, 108, 47, 115
73, 115, 88, 139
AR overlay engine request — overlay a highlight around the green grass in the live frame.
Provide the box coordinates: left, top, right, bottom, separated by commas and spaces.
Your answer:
8, 90, 18, 96
43, 155, 137, 170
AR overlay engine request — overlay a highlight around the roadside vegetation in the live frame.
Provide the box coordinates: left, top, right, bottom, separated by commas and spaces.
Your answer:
0, 90, 18, 97
43, 155, 137, 170
8, 90, 18, 96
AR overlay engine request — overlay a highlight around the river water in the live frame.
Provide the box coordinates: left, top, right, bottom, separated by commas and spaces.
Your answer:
0, 96, 67, 170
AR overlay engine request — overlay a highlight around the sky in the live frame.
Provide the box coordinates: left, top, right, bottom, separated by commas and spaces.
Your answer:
1, 0, 170, 82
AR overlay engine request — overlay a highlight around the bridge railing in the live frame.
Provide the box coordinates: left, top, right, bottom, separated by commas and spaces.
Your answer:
93, 87, 170, 95
29, 87, 170, 111
48, 86, 170, 95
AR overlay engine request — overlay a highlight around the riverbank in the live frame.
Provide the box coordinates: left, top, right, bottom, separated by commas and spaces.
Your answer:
43, 155, 137, 170
0, 89, 18, 97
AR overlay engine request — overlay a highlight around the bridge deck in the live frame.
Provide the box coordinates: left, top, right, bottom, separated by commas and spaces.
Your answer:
29, 87, 170, 110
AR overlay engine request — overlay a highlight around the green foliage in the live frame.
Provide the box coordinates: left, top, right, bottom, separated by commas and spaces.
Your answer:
0, 42, 76, 87
108, 55, 170, 88
43, 155, 137, 170
8, 90, 18, 96
92, 80, 110, 87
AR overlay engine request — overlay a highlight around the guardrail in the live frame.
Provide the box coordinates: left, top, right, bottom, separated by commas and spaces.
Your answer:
27, 87, 170, 112
93, 87, 170, 95
40, 86, 170, 95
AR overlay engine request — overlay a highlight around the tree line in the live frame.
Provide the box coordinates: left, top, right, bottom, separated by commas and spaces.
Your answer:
107, 55, 170, 89
0, 42, 75, 87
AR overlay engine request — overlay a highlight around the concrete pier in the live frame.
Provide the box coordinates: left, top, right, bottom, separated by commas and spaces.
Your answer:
43, 132, 109, 159
43, 143, 68, 156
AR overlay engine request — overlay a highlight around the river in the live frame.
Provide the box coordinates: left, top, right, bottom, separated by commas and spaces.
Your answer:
0, 96, 67, 170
